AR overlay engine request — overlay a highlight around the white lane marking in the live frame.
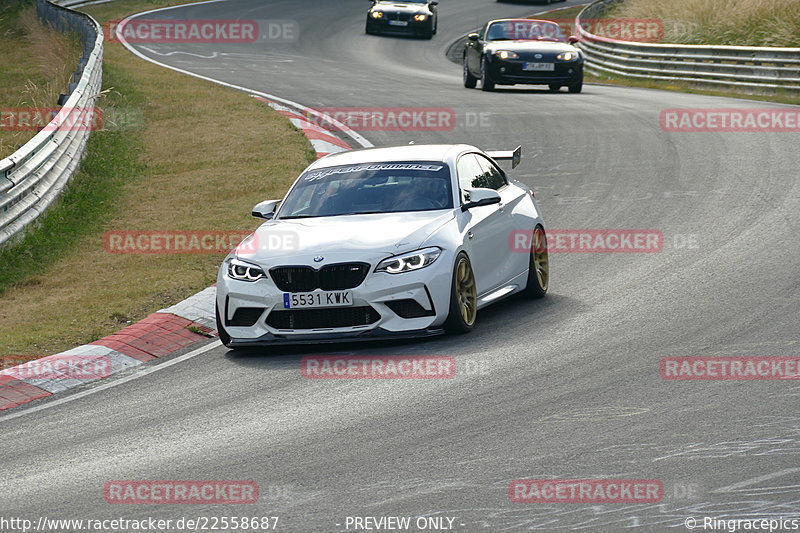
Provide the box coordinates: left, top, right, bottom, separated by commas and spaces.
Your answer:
140, 46, 219, 59
0, 341, 221, 423
114, 0, 373, 149
712, 468, 800, 493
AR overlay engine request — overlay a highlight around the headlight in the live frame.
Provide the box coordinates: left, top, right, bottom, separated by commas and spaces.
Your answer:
227, 258, 266, 282
371, 11, 383, 19
376, 247, 441, 274
557, 51, 578, 61
414, 14, 427, 21
496, 50, 520, 60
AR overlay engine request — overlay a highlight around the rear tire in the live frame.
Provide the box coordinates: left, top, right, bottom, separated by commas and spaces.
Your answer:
463, 57, 477, 88
480, 59, 495, 91
524, 226, 549, 299
444, 252, 477, 333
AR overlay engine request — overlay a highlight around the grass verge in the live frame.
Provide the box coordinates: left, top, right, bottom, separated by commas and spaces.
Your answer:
0, 0, 315, 357
605, 0, 800, 47
0, 0, 82, 158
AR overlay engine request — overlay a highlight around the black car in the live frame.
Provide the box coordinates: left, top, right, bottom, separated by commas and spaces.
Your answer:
366, 0, 438, 39
463, 19, 584, 93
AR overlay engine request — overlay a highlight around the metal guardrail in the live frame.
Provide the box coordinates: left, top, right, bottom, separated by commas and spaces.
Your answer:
576, 0, 800, 95
0, 0, 103, 247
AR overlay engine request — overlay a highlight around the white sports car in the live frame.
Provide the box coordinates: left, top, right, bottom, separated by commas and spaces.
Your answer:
215, 144, 549, 348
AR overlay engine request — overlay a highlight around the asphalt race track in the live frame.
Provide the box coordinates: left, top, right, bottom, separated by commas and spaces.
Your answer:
2, 0, 800, 531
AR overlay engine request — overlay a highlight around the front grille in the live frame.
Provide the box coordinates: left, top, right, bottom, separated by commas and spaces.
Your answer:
389, 12, 412, 21
227, 307, 265, 327
385, 299, 435, 319
270, 263, 370, 292
266, 306, 380, 330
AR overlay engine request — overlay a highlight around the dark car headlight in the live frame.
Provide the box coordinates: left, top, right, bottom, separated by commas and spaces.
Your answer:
414, 14, 427, 21
376, 247, 441, 274
556, 51, 579, 61
371, 11, 384, 19
227, 258, 266, 282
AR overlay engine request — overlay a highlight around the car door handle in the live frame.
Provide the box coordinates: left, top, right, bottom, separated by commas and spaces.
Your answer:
468, 231, 474, 240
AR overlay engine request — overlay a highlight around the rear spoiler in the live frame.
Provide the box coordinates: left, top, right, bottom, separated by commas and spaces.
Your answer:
486, 145, 522, 169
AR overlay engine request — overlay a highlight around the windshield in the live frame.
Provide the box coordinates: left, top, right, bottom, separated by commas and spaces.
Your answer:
278, 161, 453, 218
486, 20, 566, 42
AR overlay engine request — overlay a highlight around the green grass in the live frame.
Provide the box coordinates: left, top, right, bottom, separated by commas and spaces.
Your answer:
604, 0, 800, 47
0, 0, 83, 157
0, 0, 313, 356
0, 61, 144, 295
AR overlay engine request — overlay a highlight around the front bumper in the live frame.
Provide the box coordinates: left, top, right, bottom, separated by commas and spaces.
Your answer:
217, 255, 453, 346
487, 58, 583, 85
226, 326, 445, 347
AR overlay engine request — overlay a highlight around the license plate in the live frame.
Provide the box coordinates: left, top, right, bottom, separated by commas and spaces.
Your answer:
523, 62, 555, 71
283, 291, 353, 309
388, 20, 408, 26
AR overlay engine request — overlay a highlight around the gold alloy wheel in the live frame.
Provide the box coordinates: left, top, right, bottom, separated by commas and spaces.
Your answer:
456, 257, 477, 326
533, 227, 549, 291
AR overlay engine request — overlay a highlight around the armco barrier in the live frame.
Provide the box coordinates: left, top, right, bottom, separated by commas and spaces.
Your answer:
0, 0, 103, 247
576, 0, 800, 95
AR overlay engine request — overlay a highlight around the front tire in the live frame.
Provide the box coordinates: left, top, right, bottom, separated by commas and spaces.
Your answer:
524, 226, 549, 298
215, 304, 233, 348
548, 84, 561, 92
463, 56, 477, 88
568, 77, 583, 93
444, 252, 477, 333
480, 59, 495, 91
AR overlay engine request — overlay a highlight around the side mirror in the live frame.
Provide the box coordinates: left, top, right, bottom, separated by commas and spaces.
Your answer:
467, 33, 479, 42
252, 199, 281, 220
430, 0, 438, 5
461, 188, 501, 211
568, 35, 579, 44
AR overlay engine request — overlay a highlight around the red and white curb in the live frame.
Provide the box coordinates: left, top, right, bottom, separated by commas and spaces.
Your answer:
252, 96, 353, 158
0, 100, 356, 412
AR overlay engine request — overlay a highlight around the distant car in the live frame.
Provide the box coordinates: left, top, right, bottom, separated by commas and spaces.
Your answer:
366, 0, 438, 39
464, 18, 584, 93
215, 144, 549, 349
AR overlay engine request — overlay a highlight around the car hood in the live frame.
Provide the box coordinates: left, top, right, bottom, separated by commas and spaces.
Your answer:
372, 2, 430, 14
486, 41, 577, 54
235, 210, 454, 267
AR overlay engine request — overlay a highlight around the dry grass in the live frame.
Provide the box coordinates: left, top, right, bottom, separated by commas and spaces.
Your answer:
0, 0, 314, 356
0, 0, 82, 158
606, 0, 800, 46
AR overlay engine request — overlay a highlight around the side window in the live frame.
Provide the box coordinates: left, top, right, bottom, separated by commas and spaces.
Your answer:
478, 23, 487, 40
476, 155, 507, 190
456, 154, 485, 200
